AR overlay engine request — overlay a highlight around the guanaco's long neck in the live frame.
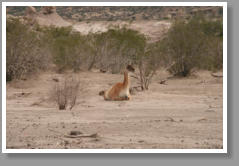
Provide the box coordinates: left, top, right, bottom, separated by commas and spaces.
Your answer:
123, 71, 130, 87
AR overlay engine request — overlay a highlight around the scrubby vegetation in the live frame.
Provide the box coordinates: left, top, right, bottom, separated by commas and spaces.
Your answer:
6, 17, 50, 81
7, 6, 223, 21
163, 16, 223, 76
6, 15, 223, 90
42, 26, 86, 72
51, 75, 80, 110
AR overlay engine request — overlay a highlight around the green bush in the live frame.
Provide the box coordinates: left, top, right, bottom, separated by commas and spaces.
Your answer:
84, 32, 108, 71
42, 26, 86, 72
6, 17, 50, 81
163, 16, 223, 76
107, 28, 146, 73
84, 28, 146, 73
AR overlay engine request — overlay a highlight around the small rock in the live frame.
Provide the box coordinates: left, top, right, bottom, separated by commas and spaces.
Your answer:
94, 138, 100, 142
138, 140, 145, 143
198, 118, 207, 122
69, 130, 82, 136
52, 78, 59, 82
100, 69, 107, 73
205, 109, 215, 113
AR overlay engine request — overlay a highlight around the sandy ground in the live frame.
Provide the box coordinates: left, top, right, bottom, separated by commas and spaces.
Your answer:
6, 70, 223, 149
73, 20, 171, 42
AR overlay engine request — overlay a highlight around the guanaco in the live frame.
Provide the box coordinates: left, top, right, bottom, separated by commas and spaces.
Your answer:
100, 65, 135, 101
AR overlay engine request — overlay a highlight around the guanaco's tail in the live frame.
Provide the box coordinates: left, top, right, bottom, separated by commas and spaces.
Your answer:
99, 90, 105, 96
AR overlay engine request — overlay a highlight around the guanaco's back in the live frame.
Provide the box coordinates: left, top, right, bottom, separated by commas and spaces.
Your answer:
101, 65, 135, 101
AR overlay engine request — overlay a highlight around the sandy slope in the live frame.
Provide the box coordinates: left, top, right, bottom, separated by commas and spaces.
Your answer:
35, 12, 72, 27
6, 70, 223, 149
73, 20, 171, 42
26, 11, 171, 42
22, 9, 171, 42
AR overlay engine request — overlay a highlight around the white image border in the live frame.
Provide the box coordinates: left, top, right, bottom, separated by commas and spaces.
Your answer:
2, 1, 227, 153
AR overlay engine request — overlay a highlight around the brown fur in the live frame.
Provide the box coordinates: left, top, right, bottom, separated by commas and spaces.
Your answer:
102, 65, 134, 101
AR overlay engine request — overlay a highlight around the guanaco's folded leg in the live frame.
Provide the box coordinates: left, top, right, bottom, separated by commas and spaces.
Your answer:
112, 96, 131, 101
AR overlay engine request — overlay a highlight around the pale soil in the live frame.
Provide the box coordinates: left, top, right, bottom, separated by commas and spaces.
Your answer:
73, 20, 171, 42
6, 70, 223, 149
35, 12, 72, 27
27, 11, 171, 42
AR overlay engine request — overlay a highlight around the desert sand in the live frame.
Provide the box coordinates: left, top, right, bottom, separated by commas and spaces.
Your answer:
6, 70, 223, 149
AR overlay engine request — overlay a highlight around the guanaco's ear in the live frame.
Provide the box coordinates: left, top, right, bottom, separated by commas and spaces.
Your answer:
126, 65, 135, 72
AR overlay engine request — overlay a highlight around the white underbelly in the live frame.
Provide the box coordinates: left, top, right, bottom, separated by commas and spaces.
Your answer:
104, 89, 110, 99
119, 88, 129, 97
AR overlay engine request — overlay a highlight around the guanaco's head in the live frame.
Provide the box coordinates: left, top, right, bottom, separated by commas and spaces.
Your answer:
126, 65, 135, 73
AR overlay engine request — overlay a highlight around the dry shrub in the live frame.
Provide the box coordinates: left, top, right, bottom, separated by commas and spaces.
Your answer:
52, 75, 80, 110
85, 28, 146, 74
6, 17, 50, 81
42, 26, 86, 73
163, 16, 223, 76
131, 42, 165, 90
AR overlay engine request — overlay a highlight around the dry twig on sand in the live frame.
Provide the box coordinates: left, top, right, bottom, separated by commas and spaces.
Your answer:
64, 133, 98, 139
211, 73, 223, 78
